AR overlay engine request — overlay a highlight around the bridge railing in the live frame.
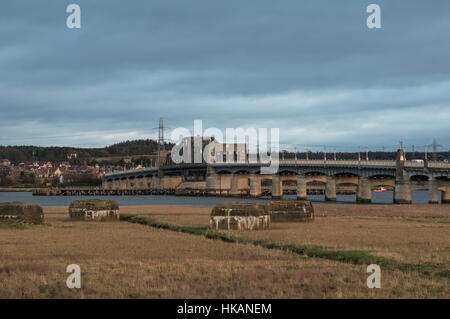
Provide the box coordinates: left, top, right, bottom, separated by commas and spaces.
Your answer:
277, 160, 396, 166
104, 166, 158, 177
212, 159, 396, 167
426, 162, 450, 168
104, 159, 449, 178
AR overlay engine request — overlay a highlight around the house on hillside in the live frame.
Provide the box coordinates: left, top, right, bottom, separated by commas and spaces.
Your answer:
0, 159, 11, 167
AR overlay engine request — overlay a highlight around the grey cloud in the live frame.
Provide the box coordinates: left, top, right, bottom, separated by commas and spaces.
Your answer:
0, 0, 449, 150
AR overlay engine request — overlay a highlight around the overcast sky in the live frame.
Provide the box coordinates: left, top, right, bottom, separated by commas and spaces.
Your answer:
0, 1, 449, 152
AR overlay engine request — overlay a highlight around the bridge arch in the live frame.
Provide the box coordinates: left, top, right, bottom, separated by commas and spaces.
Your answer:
278, 169, 298, 175
303, 171, 327, 176
215, 168, 234, 174
367, 173, 395, 179
410, 175, 429, 181
334, 172, 359, 177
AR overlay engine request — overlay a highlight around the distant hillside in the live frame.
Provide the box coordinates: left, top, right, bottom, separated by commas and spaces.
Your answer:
0, 139, 447, 164
0, 139, 174, 164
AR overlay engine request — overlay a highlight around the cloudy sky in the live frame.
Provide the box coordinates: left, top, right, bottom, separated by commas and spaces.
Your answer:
0, 1, 449, 152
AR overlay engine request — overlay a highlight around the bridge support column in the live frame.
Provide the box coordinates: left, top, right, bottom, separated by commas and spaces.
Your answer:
134, 178, 141, 190
219, 174, 231, 196
230, 173, 240, 197
296, 174, 307, 200
356, 177, 362, 202
429, 178, 439, 204
103, 180, 112, 190
442, 186, 450, 204
151, 176, 161, 190
271, 174, 282, 199
325, 175, 336, 201
172, 176, 183, 189
394, 148, 412, 204
360, 177, 371, 203
145, 177, 152, 189
249, 173, 261, 198
129, 178, 136, 190
161, 176, 171, 190
113, 180, 120, 190
206, 166, 221, 196
394, 178, 412, 204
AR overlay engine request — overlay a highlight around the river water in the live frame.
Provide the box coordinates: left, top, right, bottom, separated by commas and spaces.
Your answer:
0, 191, 441, 206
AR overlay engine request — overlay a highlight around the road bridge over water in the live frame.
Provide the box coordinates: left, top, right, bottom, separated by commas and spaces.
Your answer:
103, 150, 450, 204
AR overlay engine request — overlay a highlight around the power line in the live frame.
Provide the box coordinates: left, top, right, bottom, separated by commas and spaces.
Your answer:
157, 117, 164, 168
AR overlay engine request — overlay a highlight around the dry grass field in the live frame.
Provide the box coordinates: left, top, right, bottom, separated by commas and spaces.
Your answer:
0, 203, 448, 298
142, 204, 450, 264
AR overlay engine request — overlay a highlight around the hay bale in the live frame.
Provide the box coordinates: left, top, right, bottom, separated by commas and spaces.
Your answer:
210, 202, 270, 230
266, 200, 314, 222
0, 202, 44, 223
69, 199, 119, 221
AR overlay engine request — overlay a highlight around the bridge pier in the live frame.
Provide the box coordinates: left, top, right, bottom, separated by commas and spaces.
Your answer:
429, 178, 439, 204
272, 174, 282, 199
140, 178, 146, 190
296, 174, 307, 200
145, 176, 152, 189
129, 177, 135, 190
151, 176, 161, 190
325, 175, 336, 201
160, 176, 169, 190
249, 173, 262, 197
394, 179, 412, 204
230, 173, 240, 197
160, 175, 182, 190
393, 148, 412, 204
360, 177, 372, 203
442, 186, 450, 204
206, 166, 221, 195
356, 177, 362, 202
120, 179, 129, 190
134, 178, 141, 190
105, 180, 113, 190
220, 174, 231, 195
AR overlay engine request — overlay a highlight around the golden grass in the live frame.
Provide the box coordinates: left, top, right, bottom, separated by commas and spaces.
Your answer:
0, 204, 448, 298
128, 204, 450, 264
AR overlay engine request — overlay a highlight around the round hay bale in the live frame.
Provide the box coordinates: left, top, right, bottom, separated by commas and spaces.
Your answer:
210, 202, 269, 231
0, 202, 44, 223
69, 199, 119, 221
266, 200, 314, 222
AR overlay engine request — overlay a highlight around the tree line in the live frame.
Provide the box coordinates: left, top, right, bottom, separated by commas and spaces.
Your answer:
0, 139, 174, 164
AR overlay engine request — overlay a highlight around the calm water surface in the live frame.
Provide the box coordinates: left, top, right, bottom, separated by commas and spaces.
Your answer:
0, 190, 440, 207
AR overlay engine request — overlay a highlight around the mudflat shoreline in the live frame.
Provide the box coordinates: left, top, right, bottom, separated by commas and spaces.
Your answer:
0, 188, 37, 192
43, 203, 450, 219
